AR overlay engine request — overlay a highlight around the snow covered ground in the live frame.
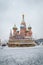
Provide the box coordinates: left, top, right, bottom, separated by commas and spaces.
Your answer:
0, 46, 43, 65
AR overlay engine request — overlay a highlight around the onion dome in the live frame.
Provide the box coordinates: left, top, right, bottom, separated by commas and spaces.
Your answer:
28, 24, 32, 29
17, 30, 19, 33
13, 24, 17, 30
20, 25, 26, 29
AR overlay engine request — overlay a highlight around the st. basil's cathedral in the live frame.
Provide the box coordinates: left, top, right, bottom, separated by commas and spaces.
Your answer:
8, 14, 36, 47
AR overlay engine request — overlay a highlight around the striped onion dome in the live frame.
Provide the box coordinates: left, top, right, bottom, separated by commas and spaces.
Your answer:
20, 25, 26, 29
28, 24, 32, 29
13, 24, 17, 30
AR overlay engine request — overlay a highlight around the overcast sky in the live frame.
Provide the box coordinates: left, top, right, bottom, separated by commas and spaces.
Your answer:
0, 0, 43, 41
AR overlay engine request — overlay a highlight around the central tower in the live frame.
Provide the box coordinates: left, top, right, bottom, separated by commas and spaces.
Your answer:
20, 14, 26, 36
21, 14, 26, 27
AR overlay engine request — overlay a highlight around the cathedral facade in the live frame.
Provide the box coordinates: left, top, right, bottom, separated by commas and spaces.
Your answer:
8, 15, 36, 47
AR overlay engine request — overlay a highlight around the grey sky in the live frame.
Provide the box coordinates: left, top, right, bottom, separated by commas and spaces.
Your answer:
0, 0, 43, 41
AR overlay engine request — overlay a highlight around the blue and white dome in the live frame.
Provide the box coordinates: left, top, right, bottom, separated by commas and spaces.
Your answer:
20, 25, 26, 29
